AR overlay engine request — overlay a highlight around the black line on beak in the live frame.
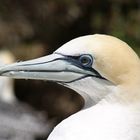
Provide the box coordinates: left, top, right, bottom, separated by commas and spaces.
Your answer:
0, 53, 108, 82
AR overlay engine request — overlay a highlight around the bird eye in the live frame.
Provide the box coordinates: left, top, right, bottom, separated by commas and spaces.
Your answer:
79, 54, 93, 67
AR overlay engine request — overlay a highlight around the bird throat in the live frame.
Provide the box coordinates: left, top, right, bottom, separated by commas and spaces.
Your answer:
66, 76, 116, 108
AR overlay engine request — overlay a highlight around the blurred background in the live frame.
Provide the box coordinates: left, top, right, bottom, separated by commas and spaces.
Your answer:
0, 0, 139, 139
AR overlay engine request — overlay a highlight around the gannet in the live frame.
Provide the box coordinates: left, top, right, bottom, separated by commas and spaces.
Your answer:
0, 34, 140, 140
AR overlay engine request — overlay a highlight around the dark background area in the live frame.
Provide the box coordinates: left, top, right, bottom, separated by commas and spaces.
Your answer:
0, 0, 139, 139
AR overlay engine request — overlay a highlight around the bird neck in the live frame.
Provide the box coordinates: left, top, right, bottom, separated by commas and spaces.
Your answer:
67, 77, 117, 108
102, 63, 140, 105
118, 67, 140, 103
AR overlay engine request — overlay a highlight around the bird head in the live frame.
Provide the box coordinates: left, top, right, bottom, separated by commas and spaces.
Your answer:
0, 34, 139, 107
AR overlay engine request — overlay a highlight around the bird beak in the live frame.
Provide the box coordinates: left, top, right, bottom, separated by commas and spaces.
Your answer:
0, 53, 94, 83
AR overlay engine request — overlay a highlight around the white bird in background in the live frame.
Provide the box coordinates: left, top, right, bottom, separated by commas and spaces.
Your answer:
0, 51, 49, 140
0, 34, 140, 140
0, 51, 16, 103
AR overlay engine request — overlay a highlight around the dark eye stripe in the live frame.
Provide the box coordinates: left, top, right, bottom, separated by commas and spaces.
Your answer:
54, 52, 108, 81
62, 54, 93, 67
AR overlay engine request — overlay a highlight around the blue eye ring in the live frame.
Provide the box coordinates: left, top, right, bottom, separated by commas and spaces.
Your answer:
79, 54, 93, 67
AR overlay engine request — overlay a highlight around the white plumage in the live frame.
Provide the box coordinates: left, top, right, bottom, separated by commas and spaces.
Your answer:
0, 34, 139, 140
